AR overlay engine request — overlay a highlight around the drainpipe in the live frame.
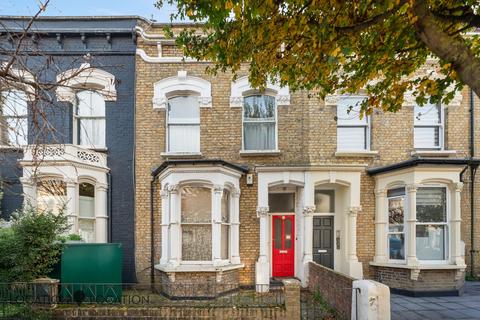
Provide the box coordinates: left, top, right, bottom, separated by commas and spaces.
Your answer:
470, 88, 477, 278
107, 172, 112, 243
150, 177, 156, 290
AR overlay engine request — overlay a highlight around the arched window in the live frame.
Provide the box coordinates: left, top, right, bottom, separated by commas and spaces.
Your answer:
1, 90, 28, 146
243, 95, 276, 151
79, 182, 95, 243
75, 90, 106, 148
167, 95, 200, 153
181, 186, 212, 261
36, 180, 66, 214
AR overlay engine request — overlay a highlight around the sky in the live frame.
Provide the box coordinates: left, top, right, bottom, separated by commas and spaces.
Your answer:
0, 0, 180, 22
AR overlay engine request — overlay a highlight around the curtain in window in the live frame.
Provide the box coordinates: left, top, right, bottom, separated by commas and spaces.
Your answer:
336, 96, 368, 151
168, 96, 200, 153
1, 90, 28, 146
414, 103, 442, 149
243, 95, 276, 150
76, 90, 106, 148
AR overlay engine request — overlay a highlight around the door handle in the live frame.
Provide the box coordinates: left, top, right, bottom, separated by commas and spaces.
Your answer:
317, 249, 327, 253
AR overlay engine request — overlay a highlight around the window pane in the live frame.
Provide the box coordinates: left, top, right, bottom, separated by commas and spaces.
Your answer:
416, 187, 446, 223
168, 125, 200, 152
337, 96, 367, 125
414, 127, 439, 148
79, 219, 95, 243
274, 218, 282, 249
168, 96, 199, 123
182, 225, 212, 261
314, 190, 334, 213
337, 127, 367, 151
77, 91, 105, 117
243, 122, 275, 150
221, 225, 229, 260
2, 90, 28, 116
79, 119, 106, 148
5, 117, 27, 146
79, 183, 95, 218
243, 95, 275, 121
388, 197, 404, 232
269, 193, 295, 213
416, 225, 446, 260
389, 234, 405, 260
414, 103, 440, 125
36, 180, 66, 214
284, 218, 292, 249
181, 186, 211, 223
221, 190, 230, 223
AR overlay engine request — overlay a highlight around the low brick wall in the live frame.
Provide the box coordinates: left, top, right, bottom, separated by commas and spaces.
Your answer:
307, 262, 354, 320
372, 266, 465, 296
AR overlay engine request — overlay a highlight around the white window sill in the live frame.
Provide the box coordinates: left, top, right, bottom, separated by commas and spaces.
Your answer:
240, 150, 281, 156
369, 261, 466, 270
161, 152, 203, 158
154, 263, 244, 273
335, 150, 378, 157
411, 150, 457, 157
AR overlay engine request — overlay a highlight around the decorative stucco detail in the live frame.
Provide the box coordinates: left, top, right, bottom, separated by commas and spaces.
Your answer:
152, 70, 212, 110
348, 206, 362, 216
229, 76, 290, 107
56, 63, 117, 103
303, 206, 316, 216
256, 206, 270, 218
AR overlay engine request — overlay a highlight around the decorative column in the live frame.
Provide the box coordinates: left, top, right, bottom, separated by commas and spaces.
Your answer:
168, 184, 181, 267
452, 182, 465, 266
230, 188, 241, 265
302, 206, 315, 263
66, 180, 78, 235
374, 189, 388, 263
212, 184, 223, 266
20, 177, 35, 207
347, 206, 363, 279
95, 183, 108, 243
256, 206, 270, 292
160, 188, 170, 265
406, 184, 419, 266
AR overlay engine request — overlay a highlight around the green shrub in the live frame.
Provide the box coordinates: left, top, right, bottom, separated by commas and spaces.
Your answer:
66, 234, 82, 241
0, 205, 69, 282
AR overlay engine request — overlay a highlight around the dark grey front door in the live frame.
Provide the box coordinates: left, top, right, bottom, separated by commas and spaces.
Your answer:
313, 216, 334, 269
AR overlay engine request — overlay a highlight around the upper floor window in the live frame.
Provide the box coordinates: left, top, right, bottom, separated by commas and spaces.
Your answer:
1, 90, 28, 146
243, 95, 276, 151
414, 103, 443, 149
75, 90, 106, 148
336, 96, 370, 151
167, 96, 200, 153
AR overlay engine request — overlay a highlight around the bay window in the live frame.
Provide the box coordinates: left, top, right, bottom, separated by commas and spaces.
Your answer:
414, 103, 443, 149
36, 180, 67, 214
75, 90, 106, 148
167, 96, 200, 153
336, 95, 370, 151
1, 90, 28, 146
181, 186, 212, 261
416, 187, 448, 261
387, 188, 405, 261
243, 95, 276, 151
221, 190, 230, 260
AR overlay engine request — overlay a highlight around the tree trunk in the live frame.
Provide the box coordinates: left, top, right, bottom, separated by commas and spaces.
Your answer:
412, 0, 480, 97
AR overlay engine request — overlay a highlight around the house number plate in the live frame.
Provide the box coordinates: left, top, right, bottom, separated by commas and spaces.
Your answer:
279, 250, 288, 254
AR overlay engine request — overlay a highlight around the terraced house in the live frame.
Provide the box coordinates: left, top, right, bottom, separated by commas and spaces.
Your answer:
1, 16, 480, 298
135, 21, 480, 296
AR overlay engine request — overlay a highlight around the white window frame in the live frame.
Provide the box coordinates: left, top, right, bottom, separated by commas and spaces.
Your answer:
1, 89, 29, 147
413, 103, 444, 150
220, 189, 231, 262
336, 95, 371, 152
78, 181, 96, 243
415, 185, 450, 264
73, 90, 106, 149
241, 94, 278, 152
166, 94, 201, 154
386, 187, 406, 264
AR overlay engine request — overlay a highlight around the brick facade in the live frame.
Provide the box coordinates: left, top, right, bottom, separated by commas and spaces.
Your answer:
134, 22, 480, 295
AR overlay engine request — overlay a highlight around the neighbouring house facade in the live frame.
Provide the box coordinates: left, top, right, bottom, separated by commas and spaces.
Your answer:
0, 17, 137, 282
135, 21, 480, 296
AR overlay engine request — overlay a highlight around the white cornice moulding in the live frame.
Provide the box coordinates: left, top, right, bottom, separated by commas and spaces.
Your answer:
229, 76, 290, 107
152, 70, 212, 110
136, 49, 201, 63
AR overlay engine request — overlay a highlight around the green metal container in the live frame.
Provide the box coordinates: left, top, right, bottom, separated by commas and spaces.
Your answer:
60, 243, 123, 303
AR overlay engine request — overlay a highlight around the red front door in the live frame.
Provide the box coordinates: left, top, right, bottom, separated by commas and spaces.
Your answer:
272, 215, 295, 277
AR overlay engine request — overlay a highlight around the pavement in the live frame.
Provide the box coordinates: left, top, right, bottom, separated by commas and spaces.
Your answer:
391, 281, 480, 320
